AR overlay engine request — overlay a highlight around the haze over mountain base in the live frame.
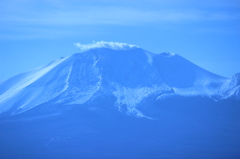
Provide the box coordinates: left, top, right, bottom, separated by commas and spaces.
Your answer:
1, 96, 240, 159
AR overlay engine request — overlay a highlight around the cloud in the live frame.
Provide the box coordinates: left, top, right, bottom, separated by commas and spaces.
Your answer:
1, 2, 239, 27
74, 41, 139, 51
1, 0, 240, 40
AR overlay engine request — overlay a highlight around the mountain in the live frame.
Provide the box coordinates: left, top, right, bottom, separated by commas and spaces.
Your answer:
0, 47, 238, 117
1, 43, 240, 159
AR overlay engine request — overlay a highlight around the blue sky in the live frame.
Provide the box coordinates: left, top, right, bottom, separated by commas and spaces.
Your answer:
0, 0, 240, 81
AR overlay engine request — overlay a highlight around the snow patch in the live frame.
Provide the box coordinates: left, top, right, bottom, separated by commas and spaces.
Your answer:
113, 84, 170, 118
74, 41, 139, 51
62, 66, 72, 92
0, 57, 68, 114
145, 51, 153, 65
220, 74, 240, 99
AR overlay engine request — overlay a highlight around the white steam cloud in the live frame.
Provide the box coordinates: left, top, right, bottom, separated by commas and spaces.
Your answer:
74, 41, 139, 51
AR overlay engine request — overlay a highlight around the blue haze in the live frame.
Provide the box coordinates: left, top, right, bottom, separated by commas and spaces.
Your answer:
1, 1, 240, 159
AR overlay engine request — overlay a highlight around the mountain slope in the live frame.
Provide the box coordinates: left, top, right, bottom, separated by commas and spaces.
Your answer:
220, 73, 240, 100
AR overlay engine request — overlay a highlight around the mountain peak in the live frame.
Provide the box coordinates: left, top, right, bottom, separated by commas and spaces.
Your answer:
74, 41, 140, 52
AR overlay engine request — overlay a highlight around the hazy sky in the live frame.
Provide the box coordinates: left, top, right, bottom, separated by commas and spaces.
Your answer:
0, 0, 240, 81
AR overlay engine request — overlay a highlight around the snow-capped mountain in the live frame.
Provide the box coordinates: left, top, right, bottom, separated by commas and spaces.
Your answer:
1, 42, 240, 159
0, 43, 239, 117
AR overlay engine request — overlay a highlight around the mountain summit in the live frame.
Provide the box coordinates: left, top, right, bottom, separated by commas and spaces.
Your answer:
0, 43, 239, 117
